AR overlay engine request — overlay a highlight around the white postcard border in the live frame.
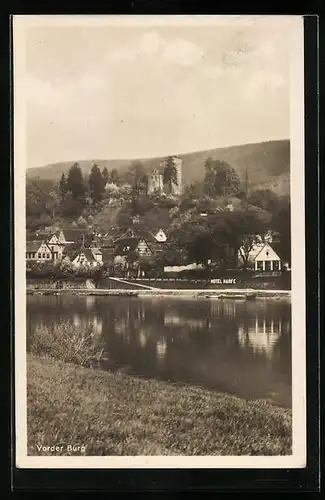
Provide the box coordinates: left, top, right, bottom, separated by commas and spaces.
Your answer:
13, 15, 306, 469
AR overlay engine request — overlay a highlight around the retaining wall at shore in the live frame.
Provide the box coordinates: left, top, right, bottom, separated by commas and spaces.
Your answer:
27, 278, 97, 290
27, 287, 291, 299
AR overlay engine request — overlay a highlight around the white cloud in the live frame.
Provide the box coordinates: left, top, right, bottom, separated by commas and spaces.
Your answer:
138, 31, 163, 56
25, 75, 62, 109
106, 30, 204, 68
162, 37, 204, 66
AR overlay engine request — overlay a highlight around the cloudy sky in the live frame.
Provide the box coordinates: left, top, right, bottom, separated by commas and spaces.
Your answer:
21, 16, 293, 168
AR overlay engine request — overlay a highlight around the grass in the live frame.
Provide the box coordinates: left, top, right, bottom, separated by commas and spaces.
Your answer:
27, 354, 292, 456
28, 322, 104, 368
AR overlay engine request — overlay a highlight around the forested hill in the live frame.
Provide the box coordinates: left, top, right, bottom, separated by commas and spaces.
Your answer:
27, 139, 290, 195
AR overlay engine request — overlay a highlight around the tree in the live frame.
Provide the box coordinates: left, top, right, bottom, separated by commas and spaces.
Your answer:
26, 179, 60, 221
88, 164, 106, 205
61, 192, 85, 218
248, 189, 279, 214
110, 168, 119, 185
47, 183, 61, 219
59, 173, 68, 200
163, 156, 178, 194
126, 161, 147, 194
66, 163, 86, 201
203, 157, 215, 197
226, 210, 266, 269
184, 181, 204, 199
204, 159, 240, 198
102, 167, 109, 185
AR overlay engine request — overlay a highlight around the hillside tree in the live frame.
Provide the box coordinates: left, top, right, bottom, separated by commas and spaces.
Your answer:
102, 167, 109, 185
248, 188, 279, 214
204, 159, 240, 198
110, 168, 119, 185
126, 161, 148, 195
63, 163, 86, 217
225, 210, 266, 269
88, 164, 106, 205
66, 163, 86, 201
59, 173, 68, 200
163, 156, 178, 194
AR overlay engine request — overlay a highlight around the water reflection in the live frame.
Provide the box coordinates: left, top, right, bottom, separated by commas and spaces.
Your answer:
72, 313, 103, 335
27, 295, 292, 407
238, 318, 282, 358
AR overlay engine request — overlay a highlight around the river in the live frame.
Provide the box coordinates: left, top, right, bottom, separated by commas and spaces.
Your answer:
27, 295, 292, 408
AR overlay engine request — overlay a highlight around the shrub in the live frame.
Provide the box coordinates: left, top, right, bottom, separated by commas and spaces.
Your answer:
28, 322, 104, 368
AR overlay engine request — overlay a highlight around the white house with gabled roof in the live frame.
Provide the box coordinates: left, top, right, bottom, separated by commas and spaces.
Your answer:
153, 228, 167, 243
253, 243, 283, 272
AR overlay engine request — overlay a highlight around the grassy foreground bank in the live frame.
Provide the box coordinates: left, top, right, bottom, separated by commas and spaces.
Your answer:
27, 354, 292, 456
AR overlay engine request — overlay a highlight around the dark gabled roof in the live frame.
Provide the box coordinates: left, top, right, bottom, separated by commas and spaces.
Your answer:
26, 241, 42, 253
129, 229, 156, 243
81, 248, 97, 263
113, 228, 136, 242
26, 240, 50, 253
63, 245, 98, 263
60, 229, 88, 242
33, 232, 54, 242
62, 242, 83, 258
114, 237, 141, 255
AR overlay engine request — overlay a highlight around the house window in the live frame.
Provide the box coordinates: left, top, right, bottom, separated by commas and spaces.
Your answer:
38, 253, 41, 258
266, 251, 269, 256
42, 253, 46, 258
256, 261, 263, 270
273, 260, 280, 271
47, 254, 50, 259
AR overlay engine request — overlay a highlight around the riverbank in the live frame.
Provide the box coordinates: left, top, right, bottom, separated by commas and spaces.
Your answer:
26, 287, 291, 299
27, 354, 292, 456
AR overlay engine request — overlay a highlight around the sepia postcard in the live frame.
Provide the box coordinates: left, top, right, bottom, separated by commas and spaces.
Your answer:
14, 15, 306, 469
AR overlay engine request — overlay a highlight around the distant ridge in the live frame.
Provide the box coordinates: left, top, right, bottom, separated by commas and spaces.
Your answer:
27, 139, 290, 195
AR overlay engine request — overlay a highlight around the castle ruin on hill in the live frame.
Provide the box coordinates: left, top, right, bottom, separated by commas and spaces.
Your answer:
147, 156, 182, 196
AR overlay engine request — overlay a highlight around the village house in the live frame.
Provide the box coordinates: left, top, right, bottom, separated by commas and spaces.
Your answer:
118, 227, 167, 246
152, 228, 167, 243
253, 243, 284, 272
62, 244, 103, 268
113, 237, 152, 264
26, 241, 53, 262
33, 232, 64, 261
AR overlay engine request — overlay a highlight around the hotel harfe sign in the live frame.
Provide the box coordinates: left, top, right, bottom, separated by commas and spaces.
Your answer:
211, 278, 237, 284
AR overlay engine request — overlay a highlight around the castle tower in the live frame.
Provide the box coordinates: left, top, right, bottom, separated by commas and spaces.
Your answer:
147, 168, 164, 194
